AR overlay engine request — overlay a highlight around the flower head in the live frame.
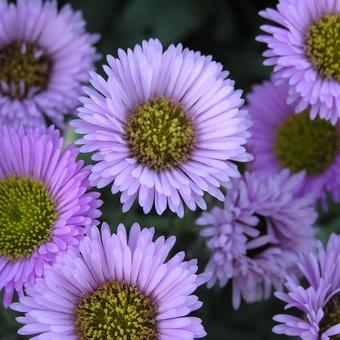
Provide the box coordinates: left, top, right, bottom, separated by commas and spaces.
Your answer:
0, 125, 102, 307
257, 0, 340, 123
0, 0, 99, 127
12, 223, 210, 339
197, 170, 317, 309
72, 38, 252, 217
273, 234, 340, 340
248, 79, 340, 204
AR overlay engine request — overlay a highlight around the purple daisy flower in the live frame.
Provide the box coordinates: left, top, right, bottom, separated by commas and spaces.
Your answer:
248, 79, 340, 204
273, 234, 340, 339
12, 223, 210, 339
0, 0, 99, 127
72, 38, 252, 217
257, 0, 340, 123
0, 125, 102, 307
197, 170, 317, 309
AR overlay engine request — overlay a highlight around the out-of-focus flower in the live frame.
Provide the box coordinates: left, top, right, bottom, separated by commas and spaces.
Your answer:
12, 223, 210, 339
197, 170, 317, 309
257, 0, 340, 123
248, 79, 340, 205
72, 38, 252, 217
0, 0, 99, 127
273, 234, 340, 340
0, 125, 102, 307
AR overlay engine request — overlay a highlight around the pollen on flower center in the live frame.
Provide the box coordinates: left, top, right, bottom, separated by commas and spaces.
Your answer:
74, 281, 158, 340
0, 176, 56, 260
124, 96, 195, 172
305, 14, 340, 80
319, 293, 340, 338
274, 112, 339, 175
0, 41, 52, 99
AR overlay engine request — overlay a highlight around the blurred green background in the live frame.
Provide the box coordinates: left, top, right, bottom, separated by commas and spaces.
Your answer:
2, 0, 338, 339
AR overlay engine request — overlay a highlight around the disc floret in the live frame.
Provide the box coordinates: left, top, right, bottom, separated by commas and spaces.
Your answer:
0, 176, 56, 259
125, 97, 195, 172
306, 14, 340, 80
75, 282, 158, 340
275, 113, 339, 175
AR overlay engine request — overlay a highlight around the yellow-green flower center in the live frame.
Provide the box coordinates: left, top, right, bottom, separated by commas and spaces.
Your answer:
74, 282, 158, 340
0, 176, 56, 260
319, 293, 340, 339
0, 41, 52, 99
305, 14, 340, 80
125, 97, 195, 172
274, 112, 339, 175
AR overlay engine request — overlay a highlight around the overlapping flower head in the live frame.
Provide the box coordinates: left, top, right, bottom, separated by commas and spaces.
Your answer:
257, 0, 340, 123
0, 125, 102, 307
273, 234, 340, 339
72, 38, 252, 217
197, 170, 317, 309
12, 222, 210, 339
248, 79, 340, 205
0, 0, 99, 127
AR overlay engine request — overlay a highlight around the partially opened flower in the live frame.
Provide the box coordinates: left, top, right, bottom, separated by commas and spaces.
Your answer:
257, 0, 340, 123
273, 234, 340, 339
0, 0, 99, 127
12, 223, 210, 339
197, 170, 317, 309
0, 125, 102, 307
72, 38, 252, 217
248, 79, 340, 205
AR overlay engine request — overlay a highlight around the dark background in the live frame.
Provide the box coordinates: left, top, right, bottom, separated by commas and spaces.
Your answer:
74, 0, 274, 92
3, 0, 332, 339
